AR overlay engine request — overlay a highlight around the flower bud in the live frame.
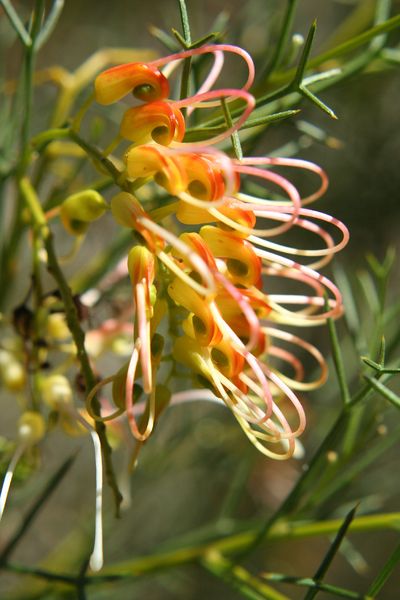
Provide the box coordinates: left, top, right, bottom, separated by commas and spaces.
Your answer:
46, 313, 71, 341
60, 190, 108, 236
127, 246, 155, 287
0, 350, 26, 392
18, 411, 46, 445
40, 374, 73, 409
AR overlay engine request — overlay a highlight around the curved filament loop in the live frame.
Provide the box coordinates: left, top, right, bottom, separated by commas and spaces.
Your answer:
238, 369, 306, 439
86, 376, 125, 423
207, 360, 271, 429
186, 50, 224, 117
172, 89, 255, 146
235, 413, 296, 460
209, 365, 300, 459
237, 157, 329, 205
150, 44, 255, 93
247, 208, 349, 269
260, 257, 343, 324
124, 339, 156, 442
208, 206, 343, 271
233, 164, 301, 236
208, 301, 274, 421
264, 326, 328, 391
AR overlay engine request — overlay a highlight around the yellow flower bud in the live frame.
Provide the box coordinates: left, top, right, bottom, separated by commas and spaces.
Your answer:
40, 374, 73, 409
127, 246, 155, 287
0, 350, 26, 392
18, 412, 46, 445
60, 190, 108, 235
46, 313, 71, 341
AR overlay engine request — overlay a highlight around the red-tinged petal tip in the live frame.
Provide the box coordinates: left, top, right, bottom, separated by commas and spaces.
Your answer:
94, 62, 169, 105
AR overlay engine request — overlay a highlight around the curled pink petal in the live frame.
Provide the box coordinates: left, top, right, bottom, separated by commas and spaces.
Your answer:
237, 156, 328, 205
150, 44, 255, 91
264, 326, 328, 390
233, 164, 301, 235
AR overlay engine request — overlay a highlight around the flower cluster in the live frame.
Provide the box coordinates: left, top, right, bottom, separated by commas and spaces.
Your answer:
0, 42, 349, 574
85, 43, 349, 460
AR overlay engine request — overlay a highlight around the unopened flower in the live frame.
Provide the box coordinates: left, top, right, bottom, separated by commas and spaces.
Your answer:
60, 190, 108, 236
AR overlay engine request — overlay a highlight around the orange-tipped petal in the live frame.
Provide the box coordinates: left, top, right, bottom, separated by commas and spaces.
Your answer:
125, 145, 186, 195
216, 205, 256, 232
176, 232, 218, 271
200, 226, 262, 288
177, 154, 226, 201
120, 101, 185, 146
94, 63, 169, 105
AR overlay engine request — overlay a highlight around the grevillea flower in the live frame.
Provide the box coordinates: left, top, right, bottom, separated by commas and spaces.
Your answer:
85, 42, 349, 460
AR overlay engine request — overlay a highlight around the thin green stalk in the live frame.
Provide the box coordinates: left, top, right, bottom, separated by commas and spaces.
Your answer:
19, 0, 44, 173
36, 0, 65, 50
312, 422, 400, 513
367, 539, 400, 596
4, 562, 77, 585
327, 310, 351, 406
178, 0, 192, 104
303, 506, 358, 600
19, 177, 123, 515
260, 0, 299, 80
0, 0, 32, 46
264, 574, 369, 600
364, 375, 400, 410
184, 110, 300, 142
221, 97, 243, 160
202, 551, 289, 600
45, 233, 123, 517
0, 1, 46, 307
